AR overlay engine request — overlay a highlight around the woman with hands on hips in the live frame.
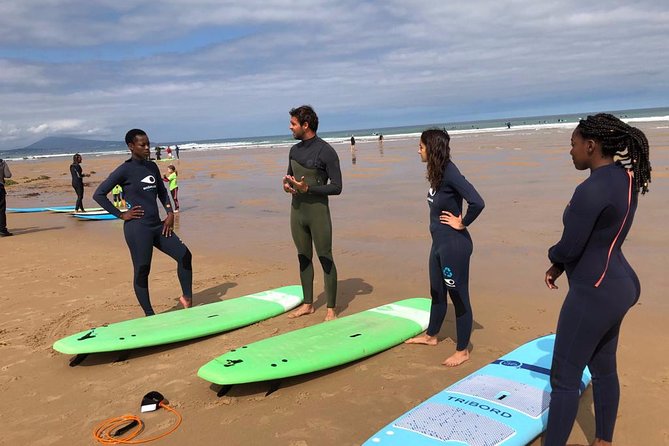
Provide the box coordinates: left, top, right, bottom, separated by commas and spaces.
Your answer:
405, 129, 485, 367
93, 129, 193, 316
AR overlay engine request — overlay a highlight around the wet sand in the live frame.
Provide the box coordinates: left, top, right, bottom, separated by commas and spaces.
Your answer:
1, 123, 668, 445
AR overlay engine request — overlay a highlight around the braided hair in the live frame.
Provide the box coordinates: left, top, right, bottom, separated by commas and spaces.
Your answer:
576, 113, 651, 194
421, 129, 451, 190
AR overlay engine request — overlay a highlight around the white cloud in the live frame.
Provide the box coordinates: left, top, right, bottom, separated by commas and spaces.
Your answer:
0, 0, 668, 148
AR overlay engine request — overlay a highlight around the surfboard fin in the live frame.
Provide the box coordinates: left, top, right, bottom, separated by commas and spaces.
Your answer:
69, 354, 88, 367
266, 380, 281, 396
217, 385, 233, 397
114, 350, 131, 363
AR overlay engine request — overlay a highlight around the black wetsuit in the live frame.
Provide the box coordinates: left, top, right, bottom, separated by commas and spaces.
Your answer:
426, 161, 484, 351
94, 158, 192, 316
70, 163, 85, 212
544, 163, 640, 445
0, 160, 11, 233
287, 136, 342, 308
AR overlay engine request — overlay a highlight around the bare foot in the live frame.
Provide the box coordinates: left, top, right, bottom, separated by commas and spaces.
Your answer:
404, 334, 438, 345
442, 349, 470, 367
288, 303, 314, 318
325, 308, 337, 321
179, 296, 192, 309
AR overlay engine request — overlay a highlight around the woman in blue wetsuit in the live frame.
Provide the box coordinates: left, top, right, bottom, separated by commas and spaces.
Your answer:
543, 114, 651, 446
405, 129, 485, 367
94, 129, 193, 316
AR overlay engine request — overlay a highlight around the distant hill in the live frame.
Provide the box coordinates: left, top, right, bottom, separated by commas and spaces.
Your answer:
22, 136, 124, 151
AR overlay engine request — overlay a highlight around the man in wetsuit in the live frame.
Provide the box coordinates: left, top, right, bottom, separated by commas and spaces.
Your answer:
0, 158, 12, 237
283, 105, 342, 321
70, 153, 90, 212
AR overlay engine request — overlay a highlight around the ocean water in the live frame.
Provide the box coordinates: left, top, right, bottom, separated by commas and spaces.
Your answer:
2, 106, 667, 161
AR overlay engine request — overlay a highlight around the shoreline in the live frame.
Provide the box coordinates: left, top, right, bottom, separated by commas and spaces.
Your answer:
2, 112, 668, 163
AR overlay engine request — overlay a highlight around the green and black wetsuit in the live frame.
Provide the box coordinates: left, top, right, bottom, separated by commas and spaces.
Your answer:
287, 136, 342, 308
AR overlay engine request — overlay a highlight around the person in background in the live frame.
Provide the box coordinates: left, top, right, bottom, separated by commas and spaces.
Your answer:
162, 165, 179, 213
112, 184, 126, 208
155, 146, 162, 161
0, 158, 13, 237
174, 145, 180, 159
70, 153, 90, 212
542, 114, 651, 446
166, 146, 173, 159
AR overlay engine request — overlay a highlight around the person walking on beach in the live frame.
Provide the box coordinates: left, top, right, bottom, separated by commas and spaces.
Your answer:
174, 145, 180, 159
283, 105, 342, 321
70, 153, 90, 212
94, 129, 193, 316
542, 114, 651, 446
0, 158, 13, 237
162, 165, 179, 213
405, 129, 485, 367
350, 135, 356, 151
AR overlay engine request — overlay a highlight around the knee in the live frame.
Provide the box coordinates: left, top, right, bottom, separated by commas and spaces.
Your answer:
298, 254, 312, 272
135, 264, 151, 288
318, 256, 334, 274
550, 356, 584, 393
181, 249, 192, 270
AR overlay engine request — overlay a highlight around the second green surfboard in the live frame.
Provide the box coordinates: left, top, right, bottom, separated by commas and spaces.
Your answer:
198, 297, 431, 385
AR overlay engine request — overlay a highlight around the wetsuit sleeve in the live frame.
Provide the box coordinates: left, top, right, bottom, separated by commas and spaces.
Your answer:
70, 164, 78, 180
309, 145, 342, 196
93, 166, 126, 217
548, 183, 604, 265
153, 163, 173, 214
287, 148, 294, 176
448, 171, 485, 227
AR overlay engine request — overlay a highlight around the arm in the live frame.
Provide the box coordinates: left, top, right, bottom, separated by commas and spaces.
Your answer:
3, 161, 11, 179
153, 164, 173, 214
308, 145, 342, 196
452, 175, 484, 227
548, 183, 603, 265
93, 166, 126, 217
152, 164, 174, 236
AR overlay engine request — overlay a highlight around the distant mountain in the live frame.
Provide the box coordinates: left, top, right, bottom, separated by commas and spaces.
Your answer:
22, 136, 124, 151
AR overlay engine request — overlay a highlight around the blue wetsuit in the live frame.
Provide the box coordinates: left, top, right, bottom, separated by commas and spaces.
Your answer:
94, 158, 192, 316
426, 161, 484, 350
545, 163, 639, 444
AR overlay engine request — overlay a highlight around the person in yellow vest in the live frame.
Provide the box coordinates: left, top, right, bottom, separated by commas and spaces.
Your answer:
112, 184, 126, 208
162, 165, 179, 212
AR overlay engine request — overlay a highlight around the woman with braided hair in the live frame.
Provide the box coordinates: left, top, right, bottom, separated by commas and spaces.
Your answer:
543, 113, 651, 445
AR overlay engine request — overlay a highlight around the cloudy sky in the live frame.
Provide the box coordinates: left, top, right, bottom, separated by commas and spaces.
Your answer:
0, 0, 667, 149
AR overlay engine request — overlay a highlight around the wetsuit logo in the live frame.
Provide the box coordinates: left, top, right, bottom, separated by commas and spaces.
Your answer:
443, 266, 456, 287
140, 175, 157, 191
427, 188, 435, 203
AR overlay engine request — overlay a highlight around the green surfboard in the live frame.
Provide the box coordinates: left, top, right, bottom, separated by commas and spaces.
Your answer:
197, 297, 430, 385
53, 285, 303, 355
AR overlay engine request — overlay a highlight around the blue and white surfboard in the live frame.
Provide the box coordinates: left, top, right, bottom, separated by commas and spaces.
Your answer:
363, 334, 591, 446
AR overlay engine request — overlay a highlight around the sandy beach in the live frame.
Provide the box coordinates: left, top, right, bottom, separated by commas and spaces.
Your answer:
1, 123, 668, 445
